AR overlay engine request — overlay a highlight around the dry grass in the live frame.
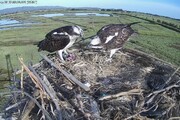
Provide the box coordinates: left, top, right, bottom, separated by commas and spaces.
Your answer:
1, 48, 180, 120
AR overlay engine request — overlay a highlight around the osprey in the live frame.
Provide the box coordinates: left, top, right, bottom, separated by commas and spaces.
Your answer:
89, 22, 139, 61
37, 25, 83, 62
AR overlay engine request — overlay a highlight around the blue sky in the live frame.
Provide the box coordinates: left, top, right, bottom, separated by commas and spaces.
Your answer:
0, 0, 180, 19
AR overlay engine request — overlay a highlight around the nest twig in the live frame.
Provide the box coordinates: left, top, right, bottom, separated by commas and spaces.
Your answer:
1, 48, 180, 120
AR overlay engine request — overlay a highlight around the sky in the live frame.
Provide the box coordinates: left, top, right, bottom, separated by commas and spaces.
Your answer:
0, 0, 180, 19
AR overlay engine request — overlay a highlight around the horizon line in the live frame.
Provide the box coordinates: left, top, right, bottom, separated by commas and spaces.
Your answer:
0, 5, 180, 20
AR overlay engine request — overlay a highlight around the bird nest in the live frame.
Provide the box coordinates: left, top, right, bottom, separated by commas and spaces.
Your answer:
1, 48, 180, 120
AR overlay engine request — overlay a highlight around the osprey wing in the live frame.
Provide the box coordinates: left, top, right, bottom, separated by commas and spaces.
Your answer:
38, 31, 70, 52
97, 24, 121, 44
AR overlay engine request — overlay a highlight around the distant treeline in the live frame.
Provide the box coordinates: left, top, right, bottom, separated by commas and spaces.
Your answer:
121, 14, 180, 33
156, 19, 180, 29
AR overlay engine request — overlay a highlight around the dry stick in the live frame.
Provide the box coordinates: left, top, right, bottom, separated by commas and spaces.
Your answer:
165, 67, 180, 85
21, 89, 39, 120
99, 89, 143, 101
43, 75, 62, 120
148, 67, 180, 98
18, 57, 51, 119
20, 60, 24, 97
40, 92, 46, 120
5, 98, 27, 111
50, 103, 56, 117
20, 65, 24, 89
40, 53, 90, 91
14, 63, 40, 75
68, 99, 90, 120
148, 84, 180, 98
56, 92, 90, 120
169, 117, 180, 120
124, 97, 163, 120
28, 65, 62, 120
76, 94, 85, 113
0, 91, 52, 120
18, 57, 44, 92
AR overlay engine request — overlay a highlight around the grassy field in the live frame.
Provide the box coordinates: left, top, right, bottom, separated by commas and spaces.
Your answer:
0, 8, 180, 111
0, 9, 180, 83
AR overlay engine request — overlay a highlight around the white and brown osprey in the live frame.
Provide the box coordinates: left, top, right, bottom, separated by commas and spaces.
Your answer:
89, 22, 139, 60
37, 25, 83, 62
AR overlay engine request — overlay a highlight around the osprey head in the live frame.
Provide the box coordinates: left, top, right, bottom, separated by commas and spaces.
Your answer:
87, 36, 103, 49
90, 36, 101, 45
73, 25, 84, 38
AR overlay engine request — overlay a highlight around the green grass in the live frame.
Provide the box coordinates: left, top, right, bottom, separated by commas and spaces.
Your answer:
0, 9, 180, 81
0, 45, 42, 69
0, 9, 180, 112
131, 35, 180, 65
